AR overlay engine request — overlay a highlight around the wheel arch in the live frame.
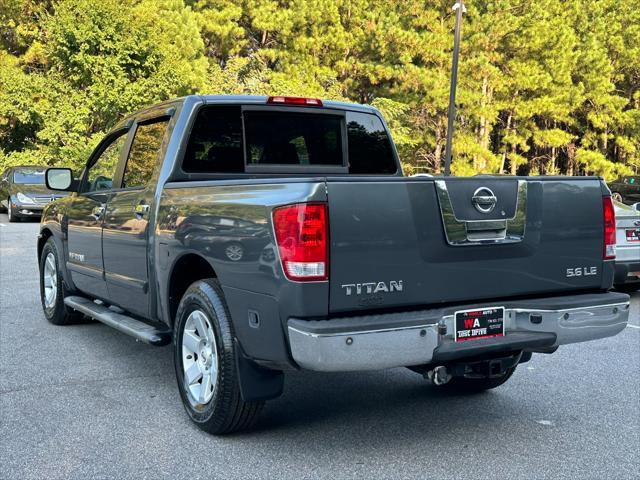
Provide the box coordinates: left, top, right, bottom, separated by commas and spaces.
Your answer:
38, 225, 78, 294
167, 252, 217, 326
37, 227, 54, 263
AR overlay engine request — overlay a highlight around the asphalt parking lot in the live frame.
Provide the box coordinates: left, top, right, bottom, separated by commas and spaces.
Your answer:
1, 215, 638, 480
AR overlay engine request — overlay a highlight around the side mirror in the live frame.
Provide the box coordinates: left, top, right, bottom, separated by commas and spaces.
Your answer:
46, 168, 77, 191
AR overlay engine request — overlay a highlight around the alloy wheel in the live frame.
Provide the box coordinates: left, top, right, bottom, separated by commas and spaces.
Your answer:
225, 244, 244, 261
43, 252, 58, 309
182, 309, 218, 406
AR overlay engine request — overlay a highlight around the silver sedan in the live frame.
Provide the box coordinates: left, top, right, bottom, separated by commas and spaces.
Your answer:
614, 201, 640, 289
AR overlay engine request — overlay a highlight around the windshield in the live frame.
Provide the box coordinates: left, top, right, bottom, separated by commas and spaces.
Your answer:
13, 169, 46, 184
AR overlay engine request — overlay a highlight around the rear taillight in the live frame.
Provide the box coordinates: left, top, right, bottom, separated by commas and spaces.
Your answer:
272, 203, 328, 281
267, 96, 323, 107
603, 196, 616, 260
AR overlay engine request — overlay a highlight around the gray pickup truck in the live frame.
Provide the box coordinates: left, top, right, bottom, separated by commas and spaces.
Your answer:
39, 95, 630, 434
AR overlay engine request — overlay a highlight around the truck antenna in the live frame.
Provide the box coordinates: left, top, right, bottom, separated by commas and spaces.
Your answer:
443, 0, 466, 176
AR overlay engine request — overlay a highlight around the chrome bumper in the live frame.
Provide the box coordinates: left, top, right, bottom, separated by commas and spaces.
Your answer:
287, 293, 630, 372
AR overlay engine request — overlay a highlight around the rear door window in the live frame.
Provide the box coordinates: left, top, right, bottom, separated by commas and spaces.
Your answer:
122, 120, 168, 188
183, 107, 243, 173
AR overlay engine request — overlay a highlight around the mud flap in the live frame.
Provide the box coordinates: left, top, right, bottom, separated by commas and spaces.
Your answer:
234, 339, 284, 402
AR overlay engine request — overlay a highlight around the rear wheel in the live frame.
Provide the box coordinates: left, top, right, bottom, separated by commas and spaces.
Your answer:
174, 279, 263, 434
39, 238, 83, 325
617, 282, 640, 292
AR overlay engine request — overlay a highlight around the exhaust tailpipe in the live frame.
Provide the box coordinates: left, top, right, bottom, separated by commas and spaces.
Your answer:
427, 366, 452, 386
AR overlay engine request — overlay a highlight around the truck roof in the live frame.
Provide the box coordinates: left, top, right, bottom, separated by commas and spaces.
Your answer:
200, 95, 379, 114
112, 95, 380, 131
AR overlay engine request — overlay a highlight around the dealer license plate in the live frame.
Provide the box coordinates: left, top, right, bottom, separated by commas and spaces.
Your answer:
626, 228, 640, 243
454, 307, 505, 342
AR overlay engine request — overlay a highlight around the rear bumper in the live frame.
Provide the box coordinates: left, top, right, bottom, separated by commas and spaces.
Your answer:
614, 260, 640, 284
287, 292, 630, 372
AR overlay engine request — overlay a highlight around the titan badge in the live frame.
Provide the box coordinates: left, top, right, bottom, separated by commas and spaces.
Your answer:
69, 252, 85, 262
341, 280, 403, 296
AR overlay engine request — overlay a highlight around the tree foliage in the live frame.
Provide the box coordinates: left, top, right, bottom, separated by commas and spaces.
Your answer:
0, 0, 638, 179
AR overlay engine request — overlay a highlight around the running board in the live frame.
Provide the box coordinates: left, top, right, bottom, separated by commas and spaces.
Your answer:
64, 296, 172, 346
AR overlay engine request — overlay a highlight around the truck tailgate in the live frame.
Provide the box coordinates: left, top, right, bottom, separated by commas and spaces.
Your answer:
327, 177, 608, 313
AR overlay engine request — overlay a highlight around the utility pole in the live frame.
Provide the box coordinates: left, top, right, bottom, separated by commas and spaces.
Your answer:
443, 0, 466, 176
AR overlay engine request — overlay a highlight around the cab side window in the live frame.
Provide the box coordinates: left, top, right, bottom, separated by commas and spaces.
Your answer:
84, 133, 127, 193
182, 106, 243, 173
122, 120, 168, 188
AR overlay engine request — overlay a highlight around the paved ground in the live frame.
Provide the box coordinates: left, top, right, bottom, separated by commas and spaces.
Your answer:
1, 214, 638, 480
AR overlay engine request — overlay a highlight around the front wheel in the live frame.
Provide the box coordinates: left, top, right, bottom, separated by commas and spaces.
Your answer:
7, 198, 19, 222
39, 238, 83, 325
174, 279, 263, 434
611, 192, 623, 203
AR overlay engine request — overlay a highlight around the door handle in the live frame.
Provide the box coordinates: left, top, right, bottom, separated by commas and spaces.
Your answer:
135, 204, 150, 216
92, 205, 105, 219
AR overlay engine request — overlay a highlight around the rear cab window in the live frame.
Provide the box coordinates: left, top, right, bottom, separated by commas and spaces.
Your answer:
244, 111, 343, 168
181, 104, 398, 176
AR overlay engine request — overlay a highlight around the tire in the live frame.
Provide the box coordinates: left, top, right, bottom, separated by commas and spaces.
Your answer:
39, 238, 83, 325
611, 192, 623, 203
440, 366, 517, 393
7, 199, 19, 222
616, 282, 640, 293
174, 279, 263, 434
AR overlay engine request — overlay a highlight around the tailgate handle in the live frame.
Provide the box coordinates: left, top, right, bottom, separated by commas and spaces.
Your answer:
435, 180, 527, 246
465, 219, 508, 241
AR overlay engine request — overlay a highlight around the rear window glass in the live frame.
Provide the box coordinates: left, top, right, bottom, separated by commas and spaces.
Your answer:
244, 112, 342, 167
346, 112, 397, 174
181, 106, 398, 175
13, 169, 46, 184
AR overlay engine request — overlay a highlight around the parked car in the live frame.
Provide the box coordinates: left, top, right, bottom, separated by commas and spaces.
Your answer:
174, 215, 270, 262
38, 95, 630, 434
608, 176, 640, 205
613, 201, 640, 290
0, 166, 68, 222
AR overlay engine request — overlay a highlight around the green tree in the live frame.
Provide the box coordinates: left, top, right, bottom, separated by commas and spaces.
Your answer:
0, 0, 638, 180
